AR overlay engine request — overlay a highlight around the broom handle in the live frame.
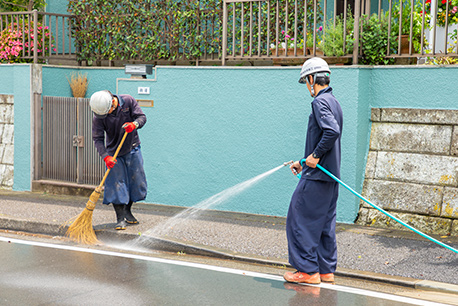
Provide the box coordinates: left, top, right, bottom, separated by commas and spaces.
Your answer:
98, 131, 128, 189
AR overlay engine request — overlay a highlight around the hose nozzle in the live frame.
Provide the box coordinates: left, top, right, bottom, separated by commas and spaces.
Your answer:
283, 160, 294, 167
284, 160, 301, 178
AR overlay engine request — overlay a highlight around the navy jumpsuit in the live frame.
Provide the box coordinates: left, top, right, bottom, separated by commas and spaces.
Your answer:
286, 86, 343, 274
92, 94, 148, 206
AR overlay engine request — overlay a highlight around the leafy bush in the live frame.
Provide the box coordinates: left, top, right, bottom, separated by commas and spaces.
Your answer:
68, 0, 324, 63
0, 28, 23, 62
0, 22, 55, 63
0, 0, 46, 12
319, 12, 354, 56
261, 0, 323, 50
424, 29, 458, 64
425, 0, 458, 26
360, 14, 397, 65
390, 0, 428, 53
68, 0, 222, 64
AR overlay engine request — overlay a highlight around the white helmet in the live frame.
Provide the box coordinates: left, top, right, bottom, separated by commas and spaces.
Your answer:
298, 57, 331, 84
90, 90, 113, 119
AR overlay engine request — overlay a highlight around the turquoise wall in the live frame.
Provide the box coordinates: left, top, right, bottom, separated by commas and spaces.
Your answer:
371, 66, 458, 109
39, 65, 363, 221
2, 64, 458, 223
0, 64, 32, 191
45, 0, 69, 14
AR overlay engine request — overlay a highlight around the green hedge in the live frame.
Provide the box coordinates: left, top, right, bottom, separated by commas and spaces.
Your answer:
68, 0, 324, 64
68, 0, 222, 63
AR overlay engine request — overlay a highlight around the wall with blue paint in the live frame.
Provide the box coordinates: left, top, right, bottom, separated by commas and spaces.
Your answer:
3, 64, 458, 223
40, 65, 364, 222
0, 64, 32, 191
45, 0, 69, 14
371, 66, 458, 109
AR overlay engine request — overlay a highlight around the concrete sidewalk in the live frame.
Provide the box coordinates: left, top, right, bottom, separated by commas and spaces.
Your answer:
0, 189, 457, 295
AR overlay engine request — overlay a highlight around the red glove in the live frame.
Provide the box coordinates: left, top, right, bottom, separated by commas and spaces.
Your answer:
104, 156, 117, 169
122, 122, 138, 133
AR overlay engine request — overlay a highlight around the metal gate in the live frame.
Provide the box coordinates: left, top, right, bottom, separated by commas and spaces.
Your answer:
42, 96, 104, 185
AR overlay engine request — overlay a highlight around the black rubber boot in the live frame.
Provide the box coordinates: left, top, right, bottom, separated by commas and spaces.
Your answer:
124, 201, 139, 224
113, 204, 127, 230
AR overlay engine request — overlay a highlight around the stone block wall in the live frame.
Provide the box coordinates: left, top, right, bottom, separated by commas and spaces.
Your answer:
0, 95, 14, 189
356, 108, 458, 236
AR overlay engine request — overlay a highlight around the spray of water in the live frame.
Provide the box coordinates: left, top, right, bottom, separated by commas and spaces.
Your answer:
134, 164, 284, 245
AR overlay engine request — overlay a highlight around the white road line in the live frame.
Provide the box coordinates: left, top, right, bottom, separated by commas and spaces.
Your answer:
0, 236, 450, 306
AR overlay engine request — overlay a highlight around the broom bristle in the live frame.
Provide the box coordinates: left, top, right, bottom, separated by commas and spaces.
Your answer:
65, 209, 99, 244
64, 189, 101, 245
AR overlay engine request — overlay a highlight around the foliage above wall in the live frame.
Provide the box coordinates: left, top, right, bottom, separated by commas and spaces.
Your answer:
0, 0, 46, 12
67, 0, 325, 65
360, 14, 397, 65
0, 21, 55, 63
425, 0, 458, 26
67, 0, 222, 64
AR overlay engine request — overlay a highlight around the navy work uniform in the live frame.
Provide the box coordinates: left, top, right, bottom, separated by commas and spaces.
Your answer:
92, 94, 148, 205
286, 86, 343, 274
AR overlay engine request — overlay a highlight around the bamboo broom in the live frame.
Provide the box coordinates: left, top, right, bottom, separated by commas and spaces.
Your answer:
65, 131, 128, 244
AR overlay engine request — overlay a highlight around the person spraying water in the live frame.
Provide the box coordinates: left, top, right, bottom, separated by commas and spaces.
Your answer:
283, 57, 343, 285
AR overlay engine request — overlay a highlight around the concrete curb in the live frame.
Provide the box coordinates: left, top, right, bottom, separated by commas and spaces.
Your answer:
1, 216, 458, 295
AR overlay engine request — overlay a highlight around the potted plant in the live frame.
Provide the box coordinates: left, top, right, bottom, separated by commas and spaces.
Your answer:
425, 0, 458, 27
424, 0, 458, 52
266, 0, 324, 57
270, 30, 309, 56
390, 0, 427, 54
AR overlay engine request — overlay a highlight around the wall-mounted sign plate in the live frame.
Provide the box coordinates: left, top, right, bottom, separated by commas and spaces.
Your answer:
137, 99, 154, 107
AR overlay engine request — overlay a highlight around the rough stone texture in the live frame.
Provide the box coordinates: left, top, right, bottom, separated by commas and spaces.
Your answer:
2, 124, 14, 144
380, 108, 458, 125
0, 164, 13, 188
442, 187, 458, 218
364, 151, 377, 179
370, 122, 452, 154
371, 108, 381, 122
356, 207, 452, 236
452, 126, 458, 156
2, 144, 14, 165
375, 152, 458, 186
361, 179, 442, 216
0, 95, 14, 189
452, 220, 458, 236
358, 108, 458, 236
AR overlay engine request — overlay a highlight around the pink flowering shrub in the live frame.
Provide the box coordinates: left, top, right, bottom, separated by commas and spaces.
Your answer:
0, 22, 56, 63
0, 28, 23, 63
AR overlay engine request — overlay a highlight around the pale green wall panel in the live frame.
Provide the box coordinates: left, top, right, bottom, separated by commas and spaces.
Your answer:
119, 67, 309, 217
3, 64, 457, 223
370, 66, 457, 109
0, 65, 32, 191
45, 0, 69, 14
42, 66, 126, 98
115, 66, 364, 221
0, 65, 15, 94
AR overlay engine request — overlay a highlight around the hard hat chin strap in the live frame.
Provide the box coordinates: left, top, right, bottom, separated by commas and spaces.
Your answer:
305, 73, 317, 97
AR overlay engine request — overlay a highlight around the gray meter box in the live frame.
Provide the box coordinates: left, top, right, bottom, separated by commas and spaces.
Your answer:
125, 64, 153, 77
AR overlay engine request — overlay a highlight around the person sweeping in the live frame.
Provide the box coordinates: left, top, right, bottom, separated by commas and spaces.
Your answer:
89, 90, 148, 230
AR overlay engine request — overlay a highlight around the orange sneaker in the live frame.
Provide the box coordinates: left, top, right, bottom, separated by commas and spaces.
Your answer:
283, 271, 321, 284
320, 273, 335, 283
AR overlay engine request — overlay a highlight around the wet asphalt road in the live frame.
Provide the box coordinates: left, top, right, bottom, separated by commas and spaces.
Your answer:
0, 189, 457, 287
0, 237, 446, 306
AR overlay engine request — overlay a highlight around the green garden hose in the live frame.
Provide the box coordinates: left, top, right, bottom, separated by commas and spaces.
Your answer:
291, 159, 458, 254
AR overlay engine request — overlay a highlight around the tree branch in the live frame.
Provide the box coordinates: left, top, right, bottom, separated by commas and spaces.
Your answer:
1, 0, 36, 11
